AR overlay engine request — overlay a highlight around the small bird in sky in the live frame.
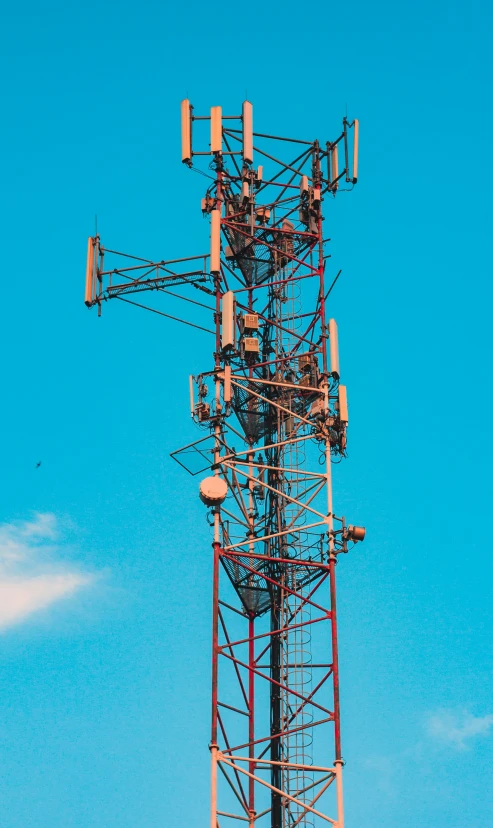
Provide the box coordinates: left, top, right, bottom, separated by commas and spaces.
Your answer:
35, 461, 42, 469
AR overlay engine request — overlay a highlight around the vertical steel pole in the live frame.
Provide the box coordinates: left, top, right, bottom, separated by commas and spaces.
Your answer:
329, 553, 342, 761
210, 540, 220, 828
249, 614, 255, 828
318, 137, 345, 827
210, 148, 224, 828
210, 328, 221, 828
270, 599, 282, 828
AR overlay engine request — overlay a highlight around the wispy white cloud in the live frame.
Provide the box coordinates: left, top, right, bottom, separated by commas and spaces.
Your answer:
0, 513, 93, 630
426, 709, 493, 750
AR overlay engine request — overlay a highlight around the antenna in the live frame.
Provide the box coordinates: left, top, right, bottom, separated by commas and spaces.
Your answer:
242, 100, 253, 165
181, 99, 192, 164
84, 236, 94, 306
332, 143, 339, 191
339, 384, 348, 423
221, 291, 235, 350
210, 209, 221, 273
329, 318, 340, 377
223, 364, 232, 403
210, 106, 222, 155
353, 118, 359, 183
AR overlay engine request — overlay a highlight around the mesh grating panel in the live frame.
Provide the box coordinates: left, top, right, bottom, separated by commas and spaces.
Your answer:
221, 552, 324, 618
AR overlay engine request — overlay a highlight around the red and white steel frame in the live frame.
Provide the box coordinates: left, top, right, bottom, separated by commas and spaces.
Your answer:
207, 131, 352, 828
84, 103, 360, 828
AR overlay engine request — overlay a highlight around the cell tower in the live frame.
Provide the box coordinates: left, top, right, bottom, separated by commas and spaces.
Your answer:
85, 100, 365, 828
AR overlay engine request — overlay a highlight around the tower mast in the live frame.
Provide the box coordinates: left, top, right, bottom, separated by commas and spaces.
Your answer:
85, 101, 364, 828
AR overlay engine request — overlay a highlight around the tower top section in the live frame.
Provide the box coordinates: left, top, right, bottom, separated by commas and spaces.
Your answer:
181, 98, 359, 188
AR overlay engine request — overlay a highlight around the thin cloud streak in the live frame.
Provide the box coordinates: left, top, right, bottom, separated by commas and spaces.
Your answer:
426, 709, 493, 750
0, 513, 94, 630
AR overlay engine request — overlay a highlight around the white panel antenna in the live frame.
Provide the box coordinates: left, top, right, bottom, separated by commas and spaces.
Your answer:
353, 119, 359, 183
223, 365, 232, 403
329, 318, 340, 377
181, 99, 192, 164
242, 101, 253, 165
210, 210, 221, 273
222, 291, 236, 350
338, 384, 348, 422
332, 144, 339, 191
85, 236, 94, 306
211, 106, 222, 154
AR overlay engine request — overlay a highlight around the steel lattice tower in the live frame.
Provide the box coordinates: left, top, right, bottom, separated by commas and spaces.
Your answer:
85, 100, 365, 828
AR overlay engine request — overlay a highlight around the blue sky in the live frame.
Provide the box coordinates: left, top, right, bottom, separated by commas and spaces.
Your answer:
0, 0, 492, 825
